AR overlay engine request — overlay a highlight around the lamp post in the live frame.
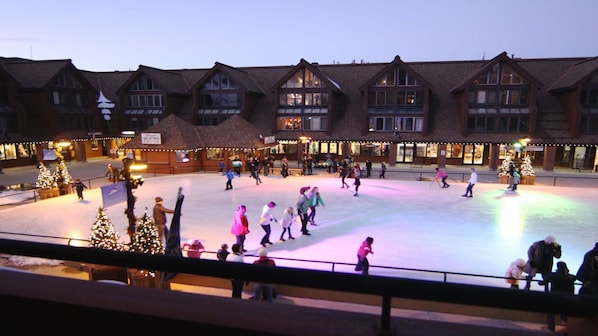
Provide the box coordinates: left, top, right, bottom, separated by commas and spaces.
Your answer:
121, 157, 146, 243
299, 135, 311, 175
514, 136, 531, 161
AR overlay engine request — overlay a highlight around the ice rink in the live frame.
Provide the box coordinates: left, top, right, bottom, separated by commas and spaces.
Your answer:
2, 160, 597, 290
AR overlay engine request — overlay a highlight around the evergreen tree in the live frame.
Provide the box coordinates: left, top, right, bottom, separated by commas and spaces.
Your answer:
53, 157, 73, 188
519, 156, 536, 176
89, 208, 124, 251
498, 157, 513, 176
130, 212, 164, 255
35, 162, 56, 189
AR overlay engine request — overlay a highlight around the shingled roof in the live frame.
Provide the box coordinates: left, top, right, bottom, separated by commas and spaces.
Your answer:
120, 114, 204, 151
196, 114, 268, 149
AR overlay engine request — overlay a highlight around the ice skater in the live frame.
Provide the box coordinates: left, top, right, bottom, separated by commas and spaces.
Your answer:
73, 179, 87, 200
279, 207, 295, 241
434, 167, 450, 188
462, 167, 477, 198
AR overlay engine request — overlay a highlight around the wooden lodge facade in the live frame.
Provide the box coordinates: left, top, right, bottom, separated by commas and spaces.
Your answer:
1, 53, 598, 173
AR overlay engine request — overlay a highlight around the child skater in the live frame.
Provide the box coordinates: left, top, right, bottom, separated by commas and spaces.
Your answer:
279, 207, 296, 241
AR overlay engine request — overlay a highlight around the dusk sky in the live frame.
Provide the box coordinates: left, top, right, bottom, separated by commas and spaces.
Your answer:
2, 0, 597, 72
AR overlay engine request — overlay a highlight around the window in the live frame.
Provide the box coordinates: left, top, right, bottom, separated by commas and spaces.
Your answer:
130, 75, 161, 91
277, 68, 329, 131
303, 116, 327, 131
206, 148, 223, 160
176, 150, 190, 163
278, 117, 302, 130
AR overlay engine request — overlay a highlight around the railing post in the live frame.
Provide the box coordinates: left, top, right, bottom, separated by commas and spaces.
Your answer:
379, 294, 392, 334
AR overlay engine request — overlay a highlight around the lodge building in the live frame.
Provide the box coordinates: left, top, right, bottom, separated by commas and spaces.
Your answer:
1, 52, 597, 173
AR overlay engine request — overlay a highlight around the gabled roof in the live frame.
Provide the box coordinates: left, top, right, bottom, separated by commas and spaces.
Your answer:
548, 57, 598, 92
191, 62, 264, 95
81, 70, 134, 103
196, 115, 268, 149
450, 52, 543, 93
2, 59, 73, 89
270, 58, 344, 94
359, 55, 434, 91
116, 65, 191, 95
120, 114, 204, 151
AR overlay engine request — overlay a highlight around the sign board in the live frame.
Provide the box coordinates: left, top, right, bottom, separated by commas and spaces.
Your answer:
264, 136, 276, 144
524, 145, 544, 152
141, 133, 162, 145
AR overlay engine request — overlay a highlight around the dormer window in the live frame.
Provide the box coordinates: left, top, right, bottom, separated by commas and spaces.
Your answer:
367, 65, 425, 132
467, 62, 530, 133
277, 68, 328, 131
197, 71, 242, 125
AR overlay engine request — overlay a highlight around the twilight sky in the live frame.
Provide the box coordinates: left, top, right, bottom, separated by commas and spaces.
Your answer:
1, 0, 597, 72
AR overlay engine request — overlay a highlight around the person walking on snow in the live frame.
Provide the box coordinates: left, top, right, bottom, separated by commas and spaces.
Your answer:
462, 167, 477, 198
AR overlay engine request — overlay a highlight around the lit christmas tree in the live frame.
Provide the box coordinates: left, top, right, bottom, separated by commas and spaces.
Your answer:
53, 157, 73, 188
519, 156, 536, 176
89, 208, 124, 251
35, 162, 57, 189
130, 211, 164, 255
498, 156, 513, 176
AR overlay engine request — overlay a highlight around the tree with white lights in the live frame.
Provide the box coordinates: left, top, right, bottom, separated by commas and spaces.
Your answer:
129, 211, 164, 255
89, 208, 124, 251
36, 162, 56, 189
519, 156, 535, 176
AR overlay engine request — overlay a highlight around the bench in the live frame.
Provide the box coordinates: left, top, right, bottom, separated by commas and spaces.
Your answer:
271, 167, 304, 176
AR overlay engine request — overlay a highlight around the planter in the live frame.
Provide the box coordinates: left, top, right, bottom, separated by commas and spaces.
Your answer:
520, 176, 535, 185
128, 269, 170, 289
498, 175, 510, 184
38, 187, 60, 200
86, 264, 128, 284
59, 184, 72, 195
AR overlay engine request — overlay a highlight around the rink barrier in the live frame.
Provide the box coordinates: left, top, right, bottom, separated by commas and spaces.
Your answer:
0, 230, 584, 289
1, 238, 598, 335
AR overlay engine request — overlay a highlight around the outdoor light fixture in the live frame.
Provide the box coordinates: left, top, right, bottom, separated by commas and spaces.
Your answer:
57, 141, 71, 147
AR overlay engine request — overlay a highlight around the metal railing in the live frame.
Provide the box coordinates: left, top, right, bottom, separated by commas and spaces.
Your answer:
0, 230, 584, 290
1, 238, 597, 334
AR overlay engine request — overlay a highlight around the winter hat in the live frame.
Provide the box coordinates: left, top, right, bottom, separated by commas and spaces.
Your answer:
258, 247, 268, 257
556, 261, 568, 272
544, 235, 556, 244
515, 258, 526, 267
155, 197, 163, 203
299, 186, 311, 194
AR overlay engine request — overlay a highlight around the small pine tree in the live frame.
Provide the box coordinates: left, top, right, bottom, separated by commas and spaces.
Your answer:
519, 156, 536, 176
89, 208, 124, 251
130, 212, 164, 255
498, 157, 513, 176
36, 162, 57, 189
53, 157, 73, 187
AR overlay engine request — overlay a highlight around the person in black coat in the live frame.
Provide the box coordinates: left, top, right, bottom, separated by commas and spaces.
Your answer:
524, 235, 562, 291
545, 261, 577, 331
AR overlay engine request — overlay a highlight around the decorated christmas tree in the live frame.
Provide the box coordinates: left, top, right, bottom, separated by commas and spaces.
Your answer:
129, 211, 164, 255
498, 156, 513, 176
89, 208, 124, 251
519, 156, 536, 176
35, 162, 57, 189
53, 156, 73, 188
